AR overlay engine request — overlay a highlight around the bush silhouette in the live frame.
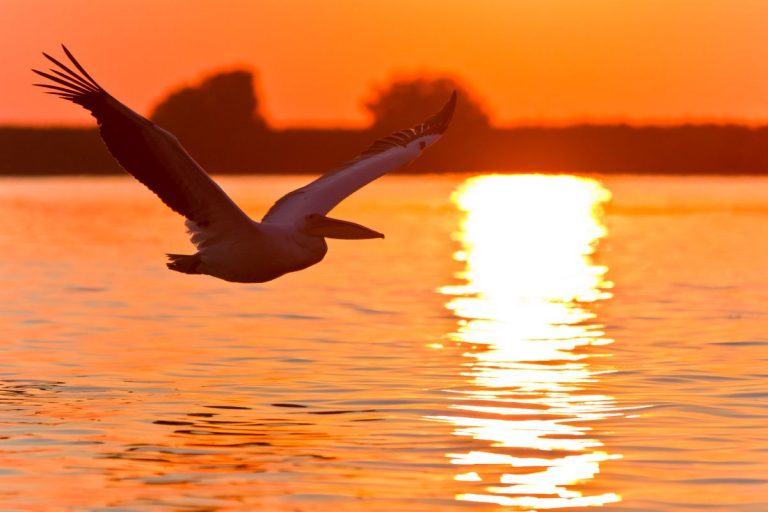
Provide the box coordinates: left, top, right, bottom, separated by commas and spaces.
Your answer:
150, 70, 269, 170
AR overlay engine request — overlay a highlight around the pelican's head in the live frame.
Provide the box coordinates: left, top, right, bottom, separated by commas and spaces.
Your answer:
301, 213, 384, 240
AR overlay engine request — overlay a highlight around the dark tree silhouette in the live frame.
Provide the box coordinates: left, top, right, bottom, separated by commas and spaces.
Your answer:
364, 76, 492, 134
150, 70, 269, 170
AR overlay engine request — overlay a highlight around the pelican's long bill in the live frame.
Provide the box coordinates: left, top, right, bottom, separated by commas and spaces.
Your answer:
301, 214, 385, 240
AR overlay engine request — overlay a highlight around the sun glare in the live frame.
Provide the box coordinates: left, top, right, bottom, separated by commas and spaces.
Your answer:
436, 174, 621, 509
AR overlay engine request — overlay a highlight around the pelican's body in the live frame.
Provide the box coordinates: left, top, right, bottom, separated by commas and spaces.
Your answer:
185, 221, 327, 283
33, 46, 455, 282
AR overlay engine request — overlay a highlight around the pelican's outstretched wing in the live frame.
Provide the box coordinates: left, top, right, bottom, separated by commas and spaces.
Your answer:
33, 46, 253, 239
263, 92, 456, 224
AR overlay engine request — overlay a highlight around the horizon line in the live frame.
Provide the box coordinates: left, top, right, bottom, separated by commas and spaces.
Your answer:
4, 115, 768, 130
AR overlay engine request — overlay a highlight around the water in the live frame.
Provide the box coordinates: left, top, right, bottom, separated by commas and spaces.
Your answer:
1, 173, 766, 511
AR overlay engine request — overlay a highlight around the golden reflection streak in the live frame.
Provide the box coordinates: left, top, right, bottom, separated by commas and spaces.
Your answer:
436, 175, 621, 509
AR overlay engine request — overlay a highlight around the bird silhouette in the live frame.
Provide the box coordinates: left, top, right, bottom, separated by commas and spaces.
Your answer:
33, 46, 456, 283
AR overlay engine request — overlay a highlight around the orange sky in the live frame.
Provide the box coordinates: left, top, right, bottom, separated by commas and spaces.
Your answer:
3, 0, 768, 128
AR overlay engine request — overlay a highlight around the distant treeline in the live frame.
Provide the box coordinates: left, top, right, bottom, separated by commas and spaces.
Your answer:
5, 124, 768, 176
3, 71, 768, 175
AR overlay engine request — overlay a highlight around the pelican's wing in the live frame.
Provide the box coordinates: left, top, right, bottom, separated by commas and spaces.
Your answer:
33, 46, 253, 240
262, 92, 456, 224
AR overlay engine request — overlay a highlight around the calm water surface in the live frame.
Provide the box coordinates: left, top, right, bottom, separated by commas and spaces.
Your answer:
0, 174, 766, 511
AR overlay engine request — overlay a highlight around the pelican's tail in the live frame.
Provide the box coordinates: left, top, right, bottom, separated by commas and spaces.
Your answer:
166, 253, 202, 274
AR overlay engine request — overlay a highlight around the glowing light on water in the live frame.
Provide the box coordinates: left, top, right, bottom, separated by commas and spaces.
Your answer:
437, 174, 621, 509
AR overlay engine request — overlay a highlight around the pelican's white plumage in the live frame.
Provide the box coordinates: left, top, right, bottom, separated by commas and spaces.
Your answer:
33, 46, 455, 283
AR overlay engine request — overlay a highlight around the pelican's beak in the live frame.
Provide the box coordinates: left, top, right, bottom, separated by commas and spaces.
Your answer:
302, 214, 384, 240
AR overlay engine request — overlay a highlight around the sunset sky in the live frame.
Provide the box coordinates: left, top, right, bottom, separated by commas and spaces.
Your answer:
3, 0, 768, 127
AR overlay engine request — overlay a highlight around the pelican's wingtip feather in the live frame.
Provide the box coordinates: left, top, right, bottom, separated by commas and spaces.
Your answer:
33, 45, 109, 108
60, 44, 102, 89
426, 90, 457, 135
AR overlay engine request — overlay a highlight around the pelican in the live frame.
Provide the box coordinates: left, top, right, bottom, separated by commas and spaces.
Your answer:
33, 46, 455, 283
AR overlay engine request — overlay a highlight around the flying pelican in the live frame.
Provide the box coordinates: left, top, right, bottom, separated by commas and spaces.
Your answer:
33, 46, 456, 283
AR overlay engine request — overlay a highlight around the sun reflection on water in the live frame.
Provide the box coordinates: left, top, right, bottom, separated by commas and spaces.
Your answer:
437, 174, 621, 509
